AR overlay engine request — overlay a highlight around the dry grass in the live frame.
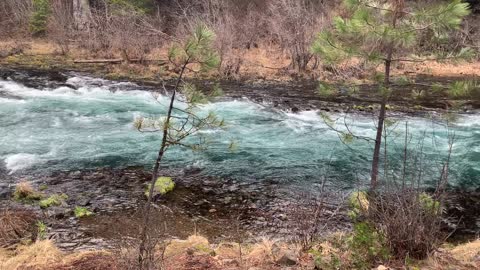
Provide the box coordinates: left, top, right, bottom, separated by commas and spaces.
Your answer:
0, 241, 118, 270
55, 250, 119, 270
13, 182, 35, 199
0, 240, 62, 270
164, 235, 212, 258
450, 239, 480, 263
0, 237, 478, 270
2, 39, 478, 83
0, 209, 37, 248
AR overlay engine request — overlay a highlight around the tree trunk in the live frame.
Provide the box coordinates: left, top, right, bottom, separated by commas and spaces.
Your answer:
73, 0, 91, 31
370, 57, 391, 190
370, 0, 403, 190
138, 62, 188, 270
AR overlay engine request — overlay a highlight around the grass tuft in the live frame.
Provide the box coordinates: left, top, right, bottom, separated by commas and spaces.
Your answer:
74, 207, 93, 218
39, 194, 68, 209
13, 182, 43, 203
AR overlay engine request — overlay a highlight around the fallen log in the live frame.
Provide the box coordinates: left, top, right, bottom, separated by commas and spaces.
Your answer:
74, 59, 123, 64
73, 59, 167, 65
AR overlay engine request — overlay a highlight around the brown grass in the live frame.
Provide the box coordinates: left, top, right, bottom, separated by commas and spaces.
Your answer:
0, 237, 478, 270
2, 39, 478, 83
13, 182, 35, 199
0, 209, 37, 248
55, 251, 119, 270
420, 240, 480, 270
0, 240, 62, 270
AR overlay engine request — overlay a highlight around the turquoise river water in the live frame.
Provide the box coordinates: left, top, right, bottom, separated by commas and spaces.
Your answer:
0, 75, 479, 190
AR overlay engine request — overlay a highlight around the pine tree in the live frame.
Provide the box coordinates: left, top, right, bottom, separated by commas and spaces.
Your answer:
30, 0, 51, 36
312, 0, 472, 190
136, 24, 223, 269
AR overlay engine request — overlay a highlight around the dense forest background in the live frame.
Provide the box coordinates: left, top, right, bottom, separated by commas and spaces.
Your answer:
1, 0, 479, 77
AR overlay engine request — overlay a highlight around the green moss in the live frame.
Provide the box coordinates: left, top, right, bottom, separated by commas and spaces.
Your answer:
74, 206, 93, 218
145, 177, 175, 197
39, 194, 68, 209
39, 184, 48, 191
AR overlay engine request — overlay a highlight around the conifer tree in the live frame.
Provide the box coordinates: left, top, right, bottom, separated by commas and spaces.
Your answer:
312, 0, 472, 190
30, 0, 50, 36
135, 24, 223, 269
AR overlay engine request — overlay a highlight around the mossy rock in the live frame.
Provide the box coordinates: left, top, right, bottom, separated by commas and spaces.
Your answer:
145, 177, 175, 197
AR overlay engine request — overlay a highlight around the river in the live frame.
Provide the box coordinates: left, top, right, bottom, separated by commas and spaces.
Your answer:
1, 74, 479, 191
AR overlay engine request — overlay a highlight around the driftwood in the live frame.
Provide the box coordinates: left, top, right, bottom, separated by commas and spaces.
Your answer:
74, 59, 167, 65
74, 59, 123, 64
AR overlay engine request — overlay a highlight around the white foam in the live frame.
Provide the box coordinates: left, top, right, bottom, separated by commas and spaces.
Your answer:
285, 110, 322, 122
0, 97, 26, 104
4, 153, 40, 173
455, 114, 480, 128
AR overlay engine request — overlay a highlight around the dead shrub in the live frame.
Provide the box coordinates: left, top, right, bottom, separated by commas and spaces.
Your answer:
289, 187, 348, 251
368, 190, 445, 260
0, 0, 32, 36
266, 0, 333, 72
47, 1, 74, 55
77, 3, 160, 61
0, 209, 38, 248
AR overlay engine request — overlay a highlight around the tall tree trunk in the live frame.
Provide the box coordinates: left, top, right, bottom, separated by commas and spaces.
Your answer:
370, 0, 403, 190
73, 0, 91, 31
138, 62, 188, 270
370, 54, 391, 190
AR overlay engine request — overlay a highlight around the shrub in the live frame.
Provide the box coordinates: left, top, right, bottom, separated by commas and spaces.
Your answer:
74, 207, 93, 218
368, 191, 445, 260
30, 0, 50, 36
39, 194, 68, 209
145, 177, 175, 197
13, 182, 43, 203
349, 222, 390, 269
419, 192, 441, 214
348, 191, 369, 220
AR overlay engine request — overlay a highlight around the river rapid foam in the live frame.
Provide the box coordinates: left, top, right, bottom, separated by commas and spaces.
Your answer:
1, 75, 479, 189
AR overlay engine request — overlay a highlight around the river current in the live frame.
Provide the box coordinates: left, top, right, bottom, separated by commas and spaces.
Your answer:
1, 75, 479, 190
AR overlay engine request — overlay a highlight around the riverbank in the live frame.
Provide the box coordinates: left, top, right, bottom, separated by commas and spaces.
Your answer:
1, 165, 479, 269
1, 66, 479, 117
1, 68, 479, 269
2, 238, 478, 269
1, 40, 479, 114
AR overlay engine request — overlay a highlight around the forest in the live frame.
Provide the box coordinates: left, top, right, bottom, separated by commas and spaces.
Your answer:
0, 0, 480, 270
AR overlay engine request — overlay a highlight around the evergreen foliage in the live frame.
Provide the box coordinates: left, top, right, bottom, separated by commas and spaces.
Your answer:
312, 0, 472, 67
30, 0, 51, 36
312, 0, 472, 189
137, 24, 224, 268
